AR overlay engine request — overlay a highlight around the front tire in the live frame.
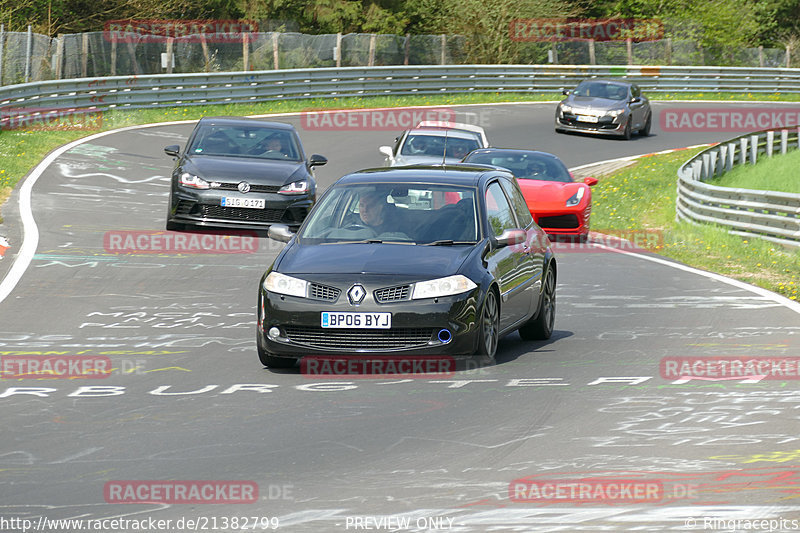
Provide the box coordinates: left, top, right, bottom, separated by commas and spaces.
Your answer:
519, 264, 556, 340
621, 118, 632, 140
476, 289, 499, 362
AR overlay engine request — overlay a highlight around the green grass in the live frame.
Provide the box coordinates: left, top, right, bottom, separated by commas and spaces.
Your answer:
3, 89, 800, 212
591, 150, 800, 300
2, 90, 799, 301
1, 92, 563, 216
710, 149, 800, 194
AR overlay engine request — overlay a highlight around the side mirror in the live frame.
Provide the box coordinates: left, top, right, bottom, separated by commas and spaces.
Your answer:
164, 145, 180, 157
584, 177, 598, 186
268, 224, 294, 243
562, 89, 570, 96
494, 228, 527, 248
309, 154, 327, 167
379, 146, 394, 158
630, 97, 641, 104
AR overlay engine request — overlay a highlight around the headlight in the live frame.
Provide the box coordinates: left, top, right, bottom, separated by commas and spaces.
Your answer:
278, 180, 309, 195
566, 187, 585, 207
412, 275, 477, 300
607, 108, 625, 118
263, 272, 307, 298
560, 105, 573, 114
179, 172, 210, 189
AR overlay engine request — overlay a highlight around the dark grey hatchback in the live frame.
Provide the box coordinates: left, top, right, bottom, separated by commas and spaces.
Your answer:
164, 117, 327, 231
555, 79, 651, 139
256, 165, 557, 368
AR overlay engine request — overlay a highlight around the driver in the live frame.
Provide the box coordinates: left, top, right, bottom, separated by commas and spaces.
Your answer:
249, 135, 288, 157
450, 143, 470, 159
358, 191, 397, 233
527, 160, 547, 179
408, 136, 430, 155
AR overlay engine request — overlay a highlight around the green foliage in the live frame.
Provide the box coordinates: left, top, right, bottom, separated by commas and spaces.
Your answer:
0, 0, 798, 66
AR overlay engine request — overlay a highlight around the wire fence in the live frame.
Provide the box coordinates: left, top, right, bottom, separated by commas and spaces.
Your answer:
0, 25, 796, 86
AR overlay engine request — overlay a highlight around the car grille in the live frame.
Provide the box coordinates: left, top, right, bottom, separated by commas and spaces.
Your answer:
215, 183, 281, 193
200, 205, 285, 223
560, 116, 617, 130
374, 285, 410, 303
538, 214, 580, 229
309, 283, 340, 301
284, 327, 433, 350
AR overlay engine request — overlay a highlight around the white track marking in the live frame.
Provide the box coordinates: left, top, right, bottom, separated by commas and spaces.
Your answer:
57, 163, 164, 184
591, 243, 800, 315
0, 104, 797, 317
0, 120, 195, 304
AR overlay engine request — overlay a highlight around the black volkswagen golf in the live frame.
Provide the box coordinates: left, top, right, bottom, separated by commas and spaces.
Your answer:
164, 117, 327, 231
256, 165, 557, 368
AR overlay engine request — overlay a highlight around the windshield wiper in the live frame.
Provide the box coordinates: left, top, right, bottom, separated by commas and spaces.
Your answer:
423, 240, 476, 246
318, 239, 385, 245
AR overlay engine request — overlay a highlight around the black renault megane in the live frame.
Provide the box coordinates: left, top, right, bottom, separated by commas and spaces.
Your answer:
164, 117, 327, 231
256, 165, 557, 368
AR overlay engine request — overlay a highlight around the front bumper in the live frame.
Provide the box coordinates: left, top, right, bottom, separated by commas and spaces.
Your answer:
257, 277, 482, 358
533, 207, 590, 237
555, 113, 626, 136
168, 188, 313, 230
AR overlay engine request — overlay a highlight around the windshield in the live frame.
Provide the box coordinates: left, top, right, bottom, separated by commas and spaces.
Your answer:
400, 134, 480, 159
188, 125, 302, 160
300, 183, 479, 244
572, 81, 629, 101
465, 152, 573, 183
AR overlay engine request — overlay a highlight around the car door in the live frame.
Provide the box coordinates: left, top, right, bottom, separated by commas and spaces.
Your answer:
500, 177, 543, 320
484, 180, 531, 330
629, 85, 646, 130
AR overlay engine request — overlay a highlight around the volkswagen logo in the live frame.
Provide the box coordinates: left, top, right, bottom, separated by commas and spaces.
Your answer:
237, 181, 251, 193
347, 284, 366, 305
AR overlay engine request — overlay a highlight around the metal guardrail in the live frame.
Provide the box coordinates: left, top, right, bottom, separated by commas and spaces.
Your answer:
3, 64, 800, 129
677, 128, 800, 248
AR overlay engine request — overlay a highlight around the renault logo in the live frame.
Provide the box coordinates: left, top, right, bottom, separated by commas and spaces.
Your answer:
237, 181, 251, 193
347, 284, 366, 305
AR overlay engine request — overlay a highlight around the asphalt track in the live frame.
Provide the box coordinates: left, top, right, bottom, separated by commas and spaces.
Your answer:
1, 102, 800, 532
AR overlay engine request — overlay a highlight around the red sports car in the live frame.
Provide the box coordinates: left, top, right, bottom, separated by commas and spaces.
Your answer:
462, 148, 597, 241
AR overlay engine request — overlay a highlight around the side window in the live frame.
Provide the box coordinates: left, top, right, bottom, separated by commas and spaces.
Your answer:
631, 85, 640, 98
485, 181, 517, 237
500, 178, 533, 228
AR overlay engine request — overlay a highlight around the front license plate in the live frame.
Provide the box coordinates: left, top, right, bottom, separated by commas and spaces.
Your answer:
576, 115, 599, 123
321, 312, 392, 329
221, 197, 265, 209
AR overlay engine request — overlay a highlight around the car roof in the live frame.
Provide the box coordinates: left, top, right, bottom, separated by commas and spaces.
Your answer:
406, 128, 480, 140
335, 165, 511, 187
577, 79, 633, 87
197, 117, 296, 130
467, 148, 565, 161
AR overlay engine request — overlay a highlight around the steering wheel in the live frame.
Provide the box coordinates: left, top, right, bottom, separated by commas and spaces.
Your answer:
344, 223, 371, 231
